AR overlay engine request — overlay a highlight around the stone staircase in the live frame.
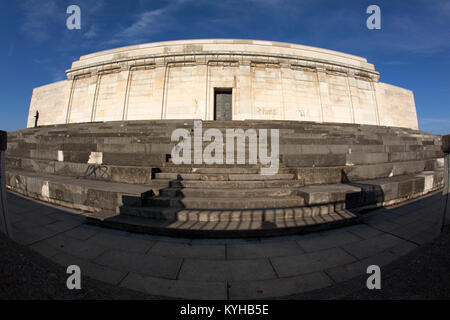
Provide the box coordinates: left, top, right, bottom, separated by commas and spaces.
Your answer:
4, 120, 445, 237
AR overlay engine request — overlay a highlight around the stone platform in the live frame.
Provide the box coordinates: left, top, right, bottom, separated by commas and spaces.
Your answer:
5, 189, 446, 299
5, 120, 445, 237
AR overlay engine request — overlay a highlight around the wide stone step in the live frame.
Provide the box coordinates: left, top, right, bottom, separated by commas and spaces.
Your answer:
158, 167, 292, 174
158, 187, 299, 198
154, 172, 295, 181
298, 170, 444, 209
159, 167, 258, 174
159, 167, 293, 175
87, 209, 360, 238
166, 179, 305, 189
121, 203, 341, 221
4, 168, 151, 212
143, 196, 305, 209
163, 162, 282, 168
165, 158, 283, 166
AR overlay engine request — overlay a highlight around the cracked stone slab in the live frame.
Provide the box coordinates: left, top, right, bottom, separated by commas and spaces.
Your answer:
226, 241, 304, 260
121, 272, 227, 300
340, 233, 406, 259
178, 258, 277, 282
86, 232, 156, 253
271, 247, 357, 278
148, 242, 226, 260
228, 272, 333, 299
51, 252, 127, 285
296, 231, 361, 252
95, 250, 182, 279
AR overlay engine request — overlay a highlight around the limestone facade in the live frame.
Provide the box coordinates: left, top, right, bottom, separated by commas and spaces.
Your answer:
26, 39, 418, 129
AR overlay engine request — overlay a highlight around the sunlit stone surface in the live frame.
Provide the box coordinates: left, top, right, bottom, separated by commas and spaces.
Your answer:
27, 39, 418, 129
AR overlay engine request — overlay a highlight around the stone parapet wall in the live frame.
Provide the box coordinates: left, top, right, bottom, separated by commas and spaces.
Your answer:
26, 39, 418, 129
72, 39, 375, 71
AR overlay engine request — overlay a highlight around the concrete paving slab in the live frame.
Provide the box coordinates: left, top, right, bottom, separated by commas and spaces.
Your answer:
46, 210, 86, 222
325, 251, 398, 283
296, 231, 360, 252
8, 212, 25, 224
41, 234, 107, 260
226, 241, 304, 259
130, 233, 192, 244
271, 247, 357, 277
29, 241, 63, 259
341, 233, 405, 259
64, 225, 100, 240
2, 188, 447, 299
13, 214, 58, 229
387, 241, 419, 257
95, 250, 182, 279
342, 224, 384, 239
148, 242, 225, 260
229, 272, 333, 299
51, 252, 127, 285
367, 219, 402, 232
410, 229, 441, 245
121, 273, 227, 300
10, 226, 58, 246
45, 219, 83, 233
86, 232, 155, 253
178, 259, 277, 282
191, 238, 260, 245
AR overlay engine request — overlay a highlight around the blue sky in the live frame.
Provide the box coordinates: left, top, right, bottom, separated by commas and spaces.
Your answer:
1, 0, 449, 134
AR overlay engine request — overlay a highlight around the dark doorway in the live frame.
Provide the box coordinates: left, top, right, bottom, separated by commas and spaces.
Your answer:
214, 88, 232, 120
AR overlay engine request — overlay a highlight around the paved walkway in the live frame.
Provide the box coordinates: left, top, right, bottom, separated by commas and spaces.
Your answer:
3, 190, 448, 299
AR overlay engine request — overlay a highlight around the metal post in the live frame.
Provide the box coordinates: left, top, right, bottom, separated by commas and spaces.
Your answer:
0, 130, 11, 237
441, 134, 450, 232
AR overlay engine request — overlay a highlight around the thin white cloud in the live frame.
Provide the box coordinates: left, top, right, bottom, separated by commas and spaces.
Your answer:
19, 0, 59, 41
83, 25, 99, 39
248, 0, 284, 5
19, 0, 105, 42
421, 118, 450, 123
104, 0, 192, 46
115, 8, 169, 41
380, 60, 409, 66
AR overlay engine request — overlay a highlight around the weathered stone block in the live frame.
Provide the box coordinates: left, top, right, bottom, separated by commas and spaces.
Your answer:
103, 153, 164, 166
343, 163, 393, 181
296, 167, 342, 185
284, 154, 346, 167
346, 152, 388, 165
63, 151, 91, 163
398, 180, 414, 198
111, 166, 152, 184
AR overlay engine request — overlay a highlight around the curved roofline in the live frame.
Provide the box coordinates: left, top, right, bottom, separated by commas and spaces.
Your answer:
79, 38, 367, 62
69, 39, 376, 74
